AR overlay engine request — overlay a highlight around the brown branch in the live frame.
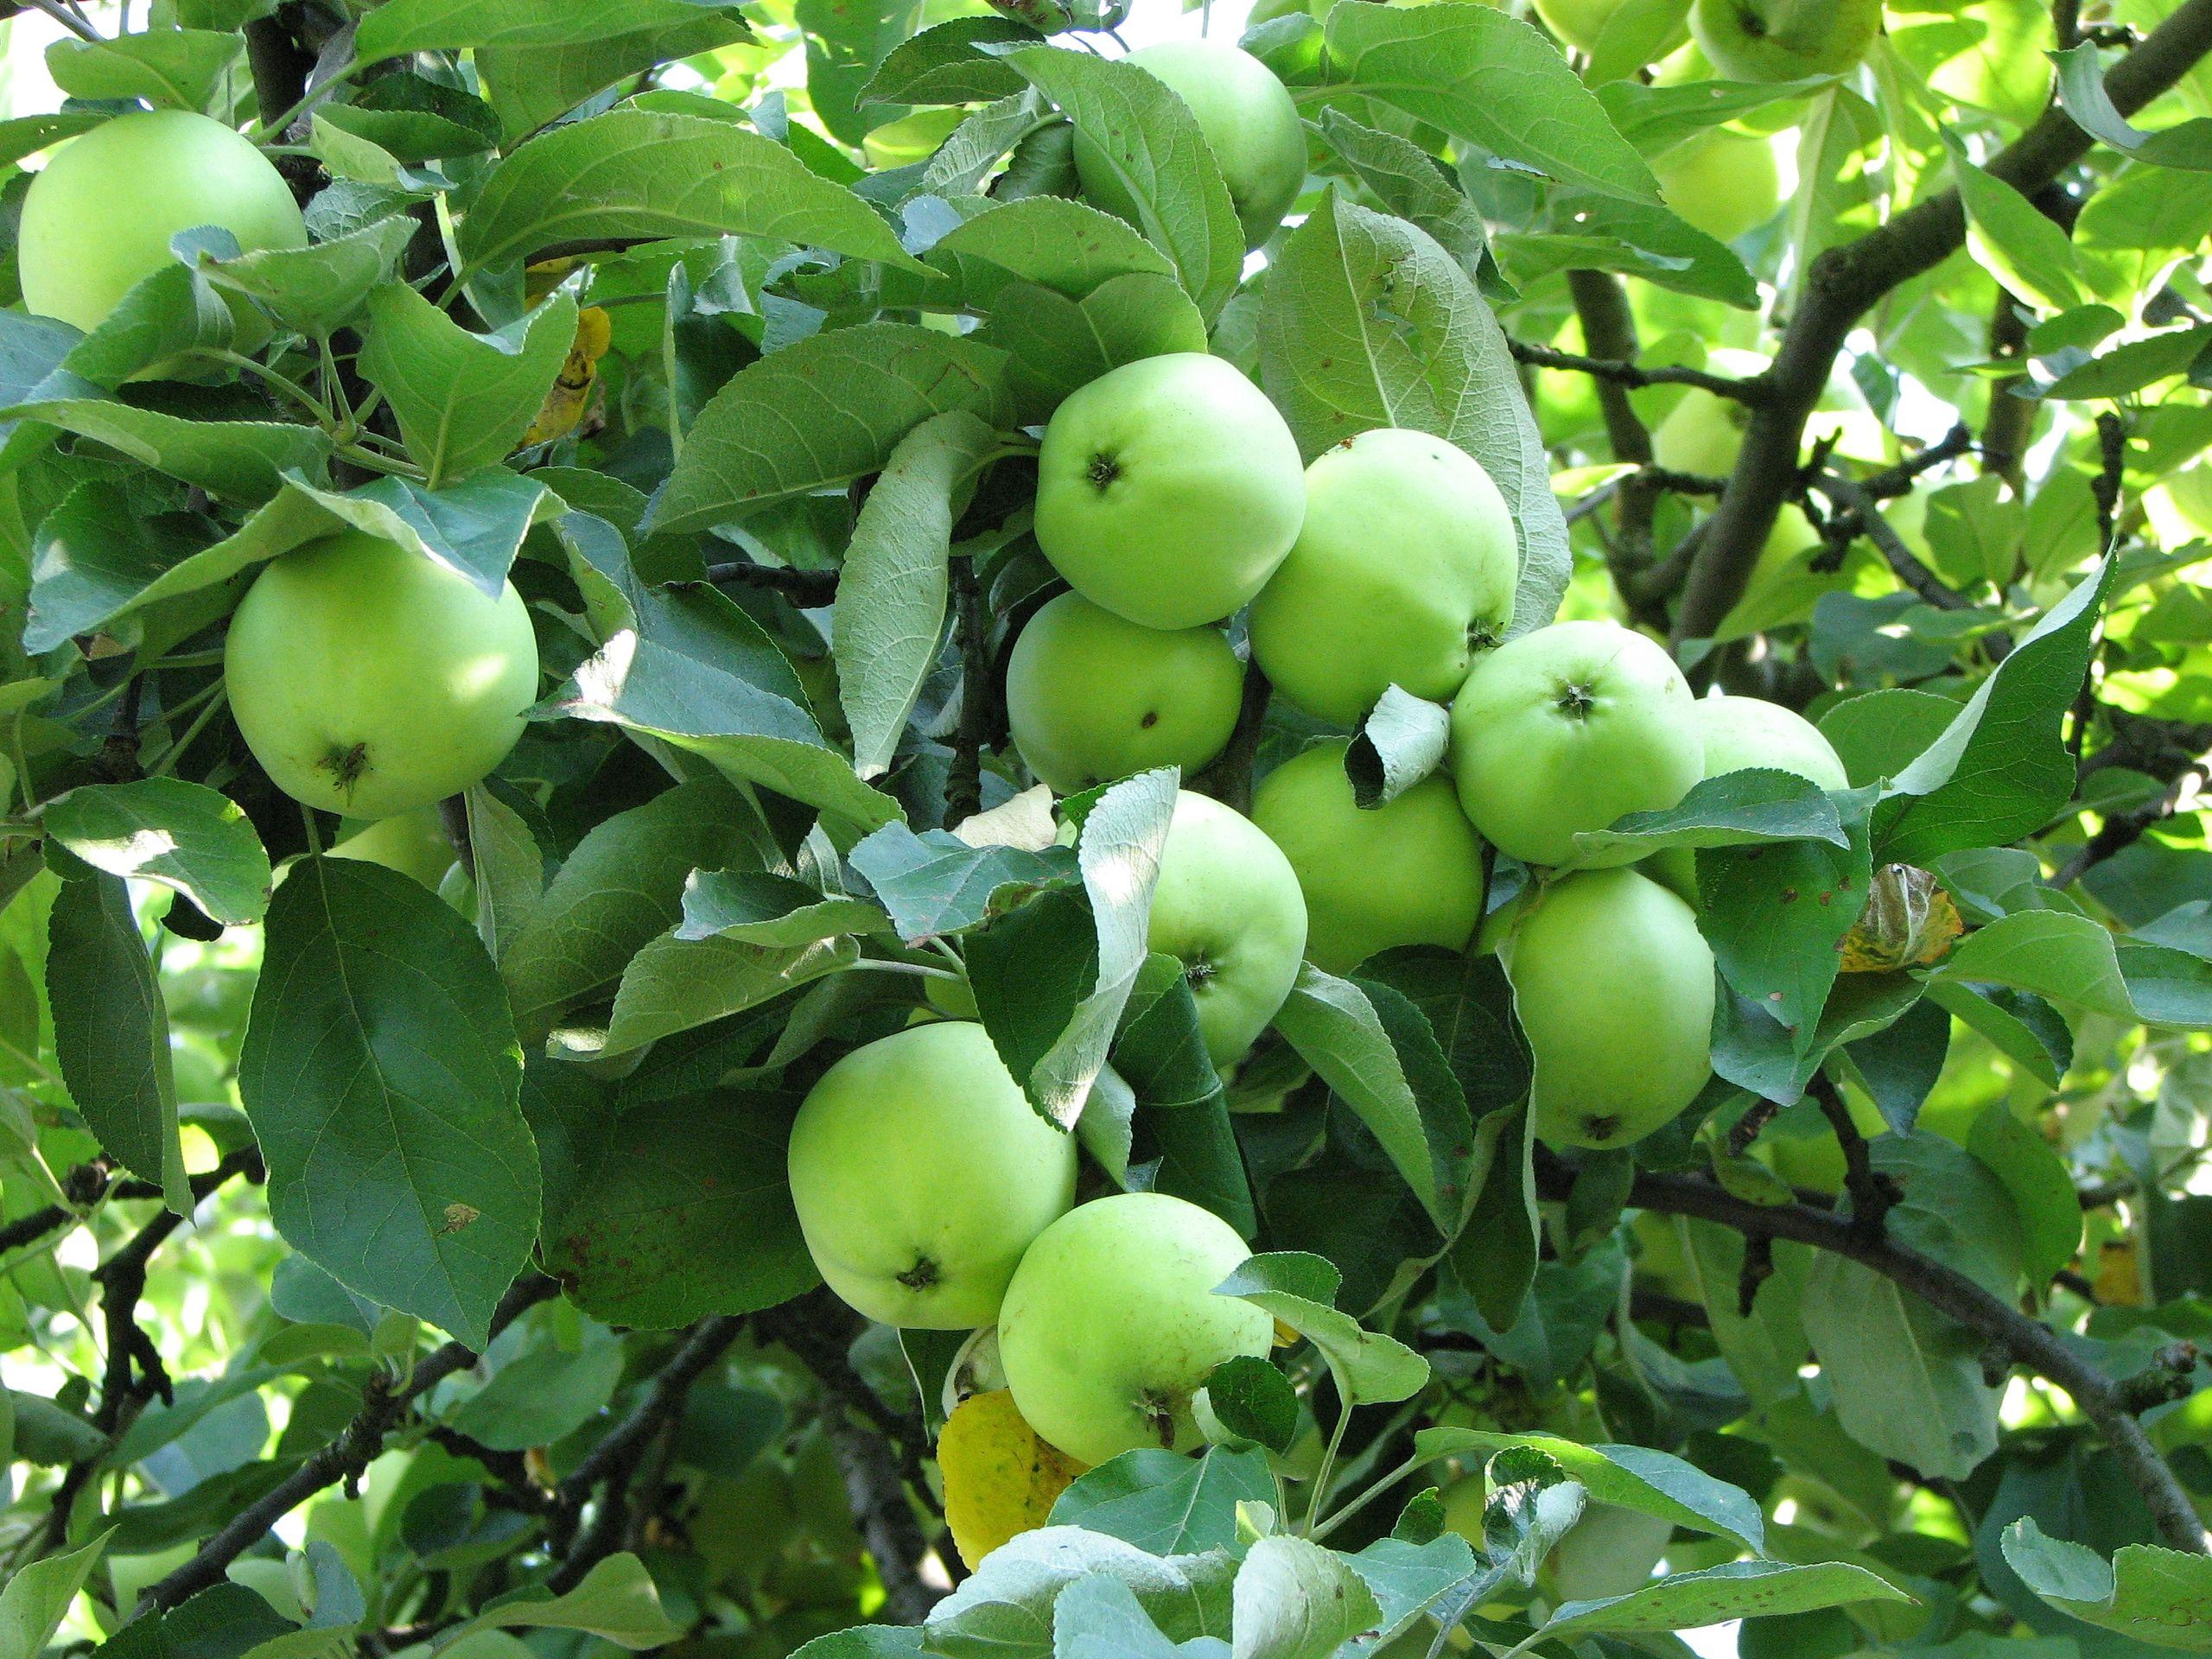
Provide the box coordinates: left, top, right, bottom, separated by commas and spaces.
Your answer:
144, 1275, 560, 1611
1510, 334, 1771, 402
1673, 0, 2212, 645
1193, 663, 1274, 816
1807, 1072, 1899, 1238
947, 554, 990, 830
1561, 1159, 2211, 1553
546, 1315, 742, 1592
697, 561, 841, 607
1813, 472, 1976, 611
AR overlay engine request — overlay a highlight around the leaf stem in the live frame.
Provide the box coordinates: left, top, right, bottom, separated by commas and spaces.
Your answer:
1303, 1398, 1355, 1538
1307, 1452, 1423, 1544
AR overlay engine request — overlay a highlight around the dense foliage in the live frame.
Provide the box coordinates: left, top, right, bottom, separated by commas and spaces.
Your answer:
4, 0, 2212, 1656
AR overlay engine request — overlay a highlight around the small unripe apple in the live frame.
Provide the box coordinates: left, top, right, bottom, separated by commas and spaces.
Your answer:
21, 110, 307, 337
786, 1020, 1077, 1328
1535, 0, 1687, 58
1449, 621, 1702, 870
1655, 128, 1780, 244
1035, 353, 1306, 631
1650, 349, 1770, 478
327, 808, 460, 889
1694, 695, 1847, 789
1148, 791, 1308, 1066
1250, 429, 1518, 726
997, 1192, 1274, 1465
1006, 592, 1245, 793
1545, 1503, 1675, 1601
1074, 41, 1305, 249
1505, 866, 1715, 1150
1250, 741, 1484, 975
225, 531, 539, 821
1689, 0, 1883, 82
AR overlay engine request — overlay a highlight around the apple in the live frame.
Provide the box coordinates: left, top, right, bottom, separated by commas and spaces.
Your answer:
786, 1020, 1077, 1328
1689, 0, 1883, 82
1449, 621, 1703, 870
224, 531, 539, 821
20, 110, 307, 338
1073, 41, 1305, 249
1006, 592, 1246, 792
1650, 349, 1770, 477
1148, 790, 1309, 1066
1250, 741, 1484, 975
1535, 0, 1687, 58
1545, 1503, 1675, 1601
1249, 428, 1519, 725
1504, 867, 1715, 1150
1655, 128, 1780, 244
996, 1191, 1274, 1465
327, 808, 460, 890
1694, 695, 1848, 789
1035, 353, 1306, 631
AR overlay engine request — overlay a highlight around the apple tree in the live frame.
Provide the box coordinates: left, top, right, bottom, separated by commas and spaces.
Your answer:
3, 0, 2212, 1654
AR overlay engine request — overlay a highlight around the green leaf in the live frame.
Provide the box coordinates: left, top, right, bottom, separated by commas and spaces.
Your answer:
1271, 965, 1471, 1234
1541, 1559, 1912, 1636
861, 16, 1039, 109
1408, 1430, 1766, 1552
240, 859, 537, 1347
1311, 110, 1500, 294
677, 872, 885, 947
500, 778, 772, 1044
478, 10, 753, 143
1927, 909, 2212, 1029
463, 784, 544, 963
197, 216, 417, 337
42, 779, 271, 926
1967, 1103, 2082, 1287
2002, 1518, 2212, 1650
359, 286, 578, 488
0, 1530, 110, 1659
48, 873, 189, 1213
1879, 558, 2113, 863
359, 0, 747, 58
648, 323, 1014, 537
1321, 3, 1662, 203
530, 1062, 816, 1327
456, 108, 925, 276
1216, 1253, 1429, 1405
448, 1319, 625, 1451
985, 272, 1212, 420
1113, 955, 1249, 1233
448, 1552, 683, 1649
850, 823, 1075, 942
1923, 979, 2071, 1086
1345, 689, 1452, 810
2052, 42, 2212, 171
2044, 324, 2212, 401
1049, 1447, 1273, 1555
1800, 1252, 2000, 1479
604, 930, 856, 1052
1573, 769, 1849, 861
1944, 131, 2087, 314
0, 400, 331, 505
836, 410, 1001, 778
1259, 194, 1570, 638
1229, 1536, 1381, 1659
926, 1526, 1235, 1659
1003, 47, 1243, 325
46, 29, 240, 111
1197, 1359, 1298, 1457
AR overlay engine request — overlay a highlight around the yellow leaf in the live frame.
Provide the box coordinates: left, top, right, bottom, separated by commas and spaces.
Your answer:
521, 305, 612, 448
1838, 863, 1963, 974
938, 1389, 1085, 1569
2094, 1238, 2145, 1307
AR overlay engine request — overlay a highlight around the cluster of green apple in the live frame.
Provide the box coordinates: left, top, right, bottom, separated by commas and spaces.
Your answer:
17, 111, 543, 826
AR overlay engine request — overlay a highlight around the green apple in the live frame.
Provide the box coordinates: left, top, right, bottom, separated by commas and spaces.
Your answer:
1250, 741, 1484, 975
1545, 1504, 1676, 1601
328, 808, 459, 890
226, 531, 538, 821
1249, 428, 1518, 725
1006, 592, 1246, 792
1147, 791, 1309, 1066
1694, 695, 1847, 789
1650, 349, 1770, 477
1689, 0, 1883, 81
1535, 0, 1688, 58
997, 1191, 1274, 1465
1036, 353, 1306, 630
1655, 127, 1780, 243
786, 1020, 1077, 1328
1449, 621, 1703, 870
1074, 41, 1304, 248
1505, 867, 1715, 1150
21, 110, 307, 337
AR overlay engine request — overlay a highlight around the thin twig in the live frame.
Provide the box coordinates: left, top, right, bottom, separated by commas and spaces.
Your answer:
1509, 337, 1770, 402
946, 555, 991, 830
697, 561, 840, 607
